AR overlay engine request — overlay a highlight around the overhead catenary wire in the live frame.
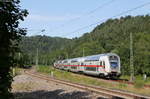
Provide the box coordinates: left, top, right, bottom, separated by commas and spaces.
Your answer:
61, 1, 150, 37
48, 0, 117, 31
65, 0, 117, 22
27, 29, 46, 36
26, 0, 117, 36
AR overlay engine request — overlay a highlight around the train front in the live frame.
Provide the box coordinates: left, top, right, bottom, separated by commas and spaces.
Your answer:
108, 54, 121, 78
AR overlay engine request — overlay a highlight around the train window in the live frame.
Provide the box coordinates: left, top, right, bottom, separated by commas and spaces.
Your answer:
109, 56, 118, 60
63, 61, 68, 63
85, 60, 98, 62
71, 60, 77, 63
85, 55, 100, 61
85, 67, 97, 71
110, 62, 118, 68
64, 66, 67, 68
71, 66, 77, 69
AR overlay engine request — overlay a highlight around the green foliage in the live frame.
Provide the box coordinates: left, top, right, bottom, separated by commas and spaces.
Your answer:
134, 76, 145, 88
37, 65, 52, 74
120, 75, 130, 80
22, 15, 150, 77
12, 68, 21, 77
37, 66, 105, 86
19, 35, 71, 65
67, 15, 150, 76
37, 66, 150, 96
0, 0, 28, 98
118, 83, 127, 88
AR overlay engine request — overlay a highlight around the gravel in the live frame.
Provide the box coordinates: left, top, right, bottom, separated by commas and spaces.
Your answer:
12, 74, 104, 99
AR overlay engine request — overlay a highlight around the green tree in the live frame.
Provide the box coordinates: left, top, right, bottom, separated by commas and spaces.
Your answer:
20, 15, 150, 77
0, 0, 28, 98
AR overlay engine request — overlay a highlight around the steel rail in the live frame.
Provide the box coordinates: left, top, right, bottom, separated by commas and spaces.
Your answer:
24, 70, 150, 99
56, 68, 150, 88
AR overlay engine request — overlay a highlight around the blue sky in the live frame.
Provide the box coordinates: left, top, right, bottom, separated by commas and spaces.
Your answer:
20, 0, 150, 38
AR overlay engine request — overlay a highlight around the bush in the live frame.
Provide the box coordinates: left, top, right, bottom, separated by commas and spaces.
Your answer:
118, 83, 127, 88
13, 68, 21, 77
134, 76, 145, 88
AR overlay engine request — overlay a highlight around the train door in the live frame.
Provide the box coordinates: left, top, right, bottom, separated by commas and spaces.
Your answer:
99, 61, 102, 73
102, 61, 105, 70
80, 62, 84, 71
99, 60, 105, 73
96, 61, 99, 72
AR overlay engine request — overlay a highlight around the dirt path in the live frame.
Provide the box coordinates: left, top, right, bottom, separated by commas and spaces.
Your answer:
12, 74, 104, 99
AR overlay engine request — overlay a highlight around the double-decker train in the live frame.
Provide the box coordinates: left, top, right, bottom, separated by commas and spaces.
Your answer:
54, 53, 121, 78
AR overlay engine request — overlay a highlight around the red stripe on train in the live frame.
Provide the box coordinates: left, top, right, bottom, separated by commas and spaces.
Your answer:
56, 65, 104, 68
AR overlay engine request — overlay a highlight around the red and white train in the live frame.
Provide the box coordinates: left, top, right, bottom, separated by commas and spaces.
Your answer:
54, 53, 121, 78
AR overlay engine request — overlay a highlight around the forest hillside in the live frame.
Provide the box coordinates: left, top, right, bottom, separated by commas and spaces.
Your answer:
20, 15, 150, 75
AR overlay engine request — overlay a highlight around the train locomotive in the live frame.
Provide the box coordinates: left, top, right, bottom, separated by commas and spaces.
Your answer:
54, 53, 121, 78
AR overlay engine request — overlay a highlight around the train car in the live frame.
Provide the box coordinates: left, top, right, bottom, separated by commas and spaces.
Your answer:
83, 53, 121, 78
54, 53, 121, 78
69, 58, 85, 72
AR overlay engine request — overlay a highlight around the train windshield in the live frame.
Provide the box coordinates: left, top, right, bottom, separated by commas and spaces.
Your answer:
110, 62, 118, 68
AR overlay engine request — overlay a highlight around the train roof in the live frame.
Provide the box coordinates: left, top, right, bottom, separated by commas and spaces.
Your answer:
59, 53, 119, 62
84, 53, 119, 61
69, 57, 85, 62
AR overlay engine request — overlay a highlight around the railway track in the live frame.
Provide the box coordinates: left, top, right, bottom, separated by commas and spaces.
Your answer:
25, 70, 150, 99
62, 69, 150, 88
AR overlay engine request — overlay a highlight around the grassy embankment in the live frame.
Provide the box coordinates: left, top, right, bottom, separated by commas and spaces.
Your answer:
37, 65, 150, 96
120, 75, 150, 85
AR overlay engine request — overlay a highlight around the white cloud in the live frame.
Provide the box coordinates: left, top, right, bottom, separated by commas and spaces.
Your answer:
27, 14, 80, 22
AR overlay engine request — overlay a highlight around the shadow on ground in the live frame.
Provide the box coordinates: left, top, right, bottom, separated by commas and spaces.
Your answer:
14, 89, 106, 99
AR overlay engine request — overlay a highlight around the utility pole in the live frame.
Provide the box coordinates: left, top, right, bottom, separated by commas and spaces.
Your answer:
66, 53, 68, 59
130, 32, 134, 82
18, 52, 21, 65
35, 29, 45, 68
36, 48, 38, 67
18, 52, 21, 60
83, 47, 85, 57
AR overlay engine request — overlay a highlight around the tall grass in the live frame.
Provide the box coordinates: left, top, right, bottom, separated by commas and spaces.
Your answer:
134, 75, 145, 88
37, 65, 52, 74
37, 66, 109, 86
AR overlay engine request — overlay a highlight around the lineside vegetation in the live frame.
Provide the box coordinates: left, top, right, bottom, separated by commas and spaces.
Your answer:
37, 65, 150, 96
20, 15, 150, 78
